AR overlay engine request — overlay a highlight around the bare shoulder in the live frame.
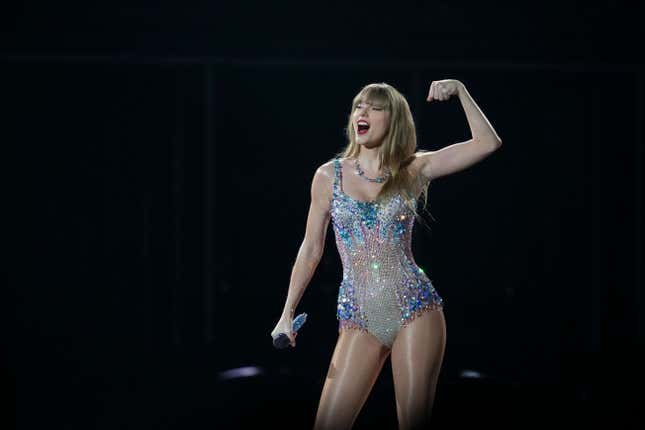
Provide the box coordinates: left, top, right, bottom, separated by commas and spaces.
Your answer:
310, 159, 335, 205
406, 151, 427, 171
412, 150, 435, 162
409, 150, 435, 179
315, 159, 335, 180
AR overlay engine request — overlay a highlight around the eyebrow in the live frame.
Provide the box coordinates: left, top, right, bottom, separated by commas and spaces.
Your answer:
355, 101, 385, 108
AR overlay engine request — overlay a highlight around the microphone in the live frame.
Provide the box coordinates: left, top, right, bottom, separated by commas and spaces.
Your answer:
272, 312, 308, 349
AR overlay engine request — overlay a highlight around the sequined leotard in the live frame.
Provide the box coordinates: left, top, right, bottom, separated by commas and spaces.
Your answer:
330, 157, 444, 349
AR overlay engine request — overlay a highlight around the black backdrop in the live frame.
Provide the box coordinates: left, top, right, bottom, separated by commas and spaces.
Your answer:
6, 1, 644, 429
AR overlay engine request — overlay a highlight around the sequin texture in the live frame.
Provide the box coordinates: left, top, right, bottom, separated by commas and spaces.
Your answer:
330, 157, 444, 349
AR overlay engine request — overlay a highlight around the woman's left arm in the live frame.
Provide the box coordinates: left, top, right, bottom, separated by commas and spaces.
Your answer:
417, 79, 502, 180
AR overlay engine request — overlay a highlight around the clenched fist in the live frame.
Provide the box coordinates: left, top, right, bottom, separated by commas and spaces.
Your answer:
427, 79, 463, 102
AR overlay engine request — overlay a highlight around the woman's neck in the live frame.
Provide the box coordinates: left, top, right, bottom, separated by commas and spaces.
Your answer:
356, 147, 383, 173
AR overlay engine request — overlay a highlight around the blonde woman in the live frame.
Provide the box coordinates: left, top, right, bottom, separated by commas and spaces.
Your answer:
271, 80, 502, 430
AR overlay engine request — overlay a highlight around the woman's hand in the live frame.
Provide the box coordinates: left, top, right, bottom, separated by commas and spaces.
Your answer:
271, 315, 297, 347
426, 79, 463, 102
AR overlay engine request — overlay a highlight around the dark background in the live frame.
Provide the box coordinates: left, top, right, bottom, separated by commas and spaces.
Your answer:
6, 1, 643, 429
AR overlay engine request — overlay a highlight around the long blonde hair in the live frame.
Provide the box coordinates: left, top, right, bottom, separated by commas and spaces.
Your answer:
334, 82, 434, 225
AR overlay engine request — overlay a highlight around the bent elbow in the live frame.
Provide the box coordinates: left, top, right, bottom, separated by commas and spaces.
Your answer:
303, 240, 324, 262
312, 245, 324, 262
486, 139, 502, 153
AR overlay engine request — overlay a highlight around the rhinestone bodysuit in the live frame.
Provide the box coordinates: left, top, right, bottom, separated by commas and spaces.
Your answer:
330, 157, 444, 349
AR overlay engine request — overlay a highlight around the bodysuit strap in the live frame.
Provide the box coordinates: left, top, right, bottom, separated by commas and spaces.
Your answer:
332, 157, 341, 194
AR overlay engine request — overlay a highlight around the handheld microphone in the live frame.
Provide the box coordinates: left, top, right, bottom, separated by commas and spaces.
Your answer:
272, 312, 307, 349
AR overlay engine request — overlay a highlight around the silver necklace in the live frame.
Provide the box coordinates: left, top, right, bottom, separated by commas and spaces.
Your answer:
353, 158, 391, 183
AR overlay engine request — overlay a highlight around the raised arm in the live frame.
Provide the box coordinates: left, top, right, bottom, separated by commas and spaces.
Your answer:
416, 79, 502, 181
278, 162, 333, 321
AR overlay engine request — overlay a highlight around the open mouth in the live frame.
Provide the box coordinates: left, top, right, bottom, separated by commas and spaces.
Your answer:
357, 120, 370, 135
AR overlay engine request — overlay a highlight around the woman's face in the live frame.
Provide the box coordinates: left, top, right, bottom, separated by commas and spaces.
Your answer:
352, 100, 390, 148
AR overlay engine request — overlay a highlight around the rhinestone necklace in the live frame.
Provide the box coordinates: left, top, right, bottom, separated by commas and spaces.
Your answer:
353, 158, 391, 183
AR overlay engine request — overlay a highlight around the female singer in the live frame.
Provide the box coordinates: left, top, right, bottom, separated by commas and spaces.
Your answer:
271, 79, 502, 430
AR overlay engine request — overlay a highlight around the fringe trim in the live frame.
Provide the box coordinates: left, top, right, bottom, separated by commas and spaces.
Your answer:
337, 320, 369, 334
401, 302, 443, 327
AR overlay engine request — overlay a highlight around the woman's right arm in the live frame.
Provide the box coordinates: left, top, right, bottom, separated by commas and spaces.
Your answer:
278, 162, 333, 322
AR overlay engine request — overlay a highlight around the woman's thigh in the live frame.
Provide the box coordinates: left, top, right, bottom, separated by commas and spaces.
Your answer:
313, 327, 391, 430
390, 307, 447, 429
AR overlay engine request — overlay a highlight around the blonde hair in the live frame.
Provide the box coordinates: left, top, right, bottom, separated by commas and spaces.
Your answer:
334, 82, 434, 225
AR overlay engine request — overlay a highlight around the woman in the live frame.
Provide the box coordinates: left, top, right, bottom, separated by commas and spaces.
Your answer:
270, 79, 502, 430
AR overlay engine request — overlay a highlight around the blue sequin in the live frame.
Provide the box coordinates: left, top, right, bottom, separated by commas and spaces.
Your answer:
337, 225, 352, 248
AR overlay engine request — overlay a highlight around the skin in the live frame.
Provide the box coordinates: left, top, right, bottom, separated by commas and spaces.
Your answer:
272, 79, 502, 429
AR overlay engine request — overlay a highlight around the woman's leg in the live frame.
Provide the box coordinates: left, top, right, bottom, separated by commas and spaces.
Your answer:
390, 307, 447, 430
313, 327, 391, 430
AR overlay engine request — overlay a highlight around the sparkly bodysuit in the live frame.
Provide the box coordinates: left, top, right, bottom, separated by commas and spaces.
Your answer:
330, 157, 444, 349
